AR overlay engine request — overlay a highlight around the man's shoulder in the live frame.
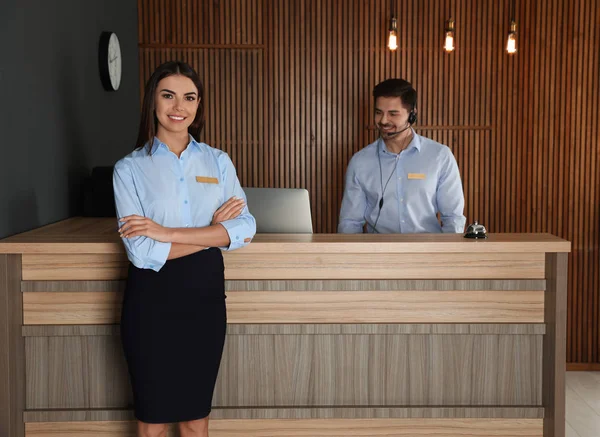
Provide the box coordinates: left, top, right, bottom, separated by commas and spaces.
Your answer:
417, 135, 451, 156
349, 141, 379, 165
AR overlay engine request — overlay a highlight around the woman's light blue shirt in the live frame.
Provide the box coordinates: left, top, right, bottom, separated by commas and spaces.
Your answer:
113, 136, 256, 272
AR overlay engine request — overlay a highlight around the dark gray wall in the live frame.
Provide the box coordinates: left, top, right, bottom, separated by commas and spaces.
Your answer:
0, 0, 139, 238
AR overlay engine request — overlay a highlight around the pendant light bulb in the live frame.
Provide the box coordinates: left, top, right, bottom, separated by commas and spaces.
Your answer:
506, 20, 517, 54
388, 17, 398, 51
444, 19, 455, 52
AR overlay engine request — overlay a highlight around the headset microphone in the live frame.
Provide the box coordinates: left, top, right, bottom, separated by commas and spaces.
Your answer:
379, 109, 417, 138
383, 122, 412, 137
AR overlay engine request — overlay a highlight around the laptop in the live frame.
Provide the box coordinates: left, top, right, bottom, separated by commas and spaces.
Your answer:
242, 187, 314, 233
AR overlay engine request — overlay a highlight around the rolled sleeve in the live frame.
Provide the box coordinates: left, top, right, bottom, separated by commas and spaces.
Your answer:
122, 234, 171, 271
113, 160, 172, 271
217, 153, 257, 251
219, 215, 255, 250
338, 156, 367, 233
437, 147, 466, 233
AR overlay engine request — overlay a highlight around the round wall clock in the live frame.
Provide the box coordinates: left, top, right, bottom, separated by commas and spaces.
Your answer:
99, 32, 122, 91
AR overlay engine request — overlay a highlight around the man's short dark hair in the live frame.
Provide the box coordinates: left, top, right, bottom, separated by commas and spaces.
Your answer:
373, 79, 417, 110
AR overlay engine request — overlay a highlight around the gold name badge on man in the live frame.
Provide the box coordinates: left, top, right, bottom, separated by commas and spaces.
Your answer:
196, 176, 219, 184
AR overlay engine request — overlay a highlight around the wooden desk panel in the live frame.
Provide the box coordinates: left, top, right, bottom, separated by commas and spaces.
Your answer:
21, 252, 546, 281
22, 290, 545, 325
25, 418, 544, 437
0, 218, 570, 437
24, 331, 543, 409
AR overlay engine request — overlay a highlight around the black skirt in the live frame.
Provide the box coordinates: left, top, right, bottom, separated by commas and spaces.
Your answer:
120, 248, 227, 424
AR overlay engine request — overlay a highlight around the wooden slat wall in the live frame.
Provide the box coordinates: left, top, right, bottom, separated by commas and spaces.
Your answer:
137, 0, 600, 366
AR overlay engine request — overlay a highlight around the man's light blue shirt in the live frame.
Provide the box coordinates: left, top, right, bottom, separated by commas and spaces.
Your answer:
338, 131, 466, 234
113, 136, 256, 272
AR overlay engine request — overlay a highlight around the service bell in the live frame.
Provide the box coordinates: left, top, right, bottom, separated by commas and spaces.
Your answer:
464, 220, 488, 239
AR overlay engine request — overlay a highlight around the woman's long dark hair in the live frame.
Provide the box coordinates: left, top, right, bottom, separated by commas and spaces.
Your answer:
135, 61, 205, 152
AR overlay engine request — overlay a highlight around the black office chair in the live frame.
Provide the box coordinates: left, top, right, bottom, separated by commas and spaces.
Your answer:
82, 166, 116, 217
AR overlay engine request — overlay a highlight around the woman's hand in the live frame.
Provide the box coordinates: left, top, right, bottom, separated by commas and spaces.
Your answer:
118, 215, 173, 242
211, 197, 246, 225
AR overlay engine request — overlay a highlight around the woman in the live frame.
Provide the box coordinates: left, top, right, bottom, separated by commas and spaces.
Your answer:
113, 61, 256, 437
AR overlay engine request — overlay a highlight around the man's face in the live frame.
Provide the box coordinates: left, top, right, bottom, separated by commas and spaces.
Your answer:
374, 96, 411, 139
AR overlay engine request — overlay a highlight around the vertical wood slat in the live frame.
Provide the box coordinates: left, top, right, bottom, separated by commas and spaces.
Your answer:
136, 0, 598, 366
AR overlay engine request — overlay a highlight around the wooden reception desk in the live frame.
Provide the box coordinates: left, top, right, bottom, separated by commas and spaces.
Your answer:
0, 218, 570, 437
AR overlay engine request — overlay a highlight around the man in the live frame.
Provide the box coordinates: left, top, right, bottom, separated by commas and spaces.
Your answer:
338, 78, 466, 234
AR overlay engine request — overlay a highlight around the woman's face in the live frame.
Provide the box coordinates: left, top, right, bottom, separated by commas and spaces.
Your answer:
154, 74, 200, 136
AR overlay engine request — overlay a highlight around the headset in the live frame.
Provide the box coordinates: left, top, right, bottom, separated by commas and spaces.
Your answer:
370, 106, 417, 233
407, 109, 417, 125
382, 109, 417, 138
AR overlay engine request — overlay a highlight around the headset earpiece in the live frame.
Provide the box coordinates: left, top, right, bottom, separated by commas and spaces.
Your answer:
408, 110, 417, 125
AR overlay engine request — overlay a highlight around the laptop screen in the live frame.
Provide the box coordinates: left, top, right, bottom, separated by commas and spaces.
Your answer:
242, 187, 314, 233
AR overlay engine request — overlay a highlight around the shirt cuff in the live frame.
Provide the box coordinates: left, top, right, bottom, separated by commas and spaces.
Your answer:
219, 220, 246, 251
143, 241, 172, 271
441, 220, 466, 234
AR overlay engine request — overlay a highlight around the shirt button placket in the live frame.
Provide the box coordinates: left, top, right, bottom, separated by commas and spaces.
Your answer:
397, 161, 404, 232
180, 155, 191, 226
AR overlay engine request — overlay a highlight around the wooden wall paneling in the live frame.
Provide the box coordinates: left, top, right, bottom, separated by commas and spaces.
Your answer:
136, 0, 598, 365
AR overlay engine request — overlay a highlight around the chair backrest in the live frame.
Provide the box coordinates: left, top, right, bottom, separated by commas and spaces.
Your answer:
82, 166, 116, 217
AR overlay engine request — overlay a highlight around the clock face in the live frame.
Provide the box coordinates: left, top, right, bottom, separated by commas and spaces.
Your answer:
107, 33, 122, 90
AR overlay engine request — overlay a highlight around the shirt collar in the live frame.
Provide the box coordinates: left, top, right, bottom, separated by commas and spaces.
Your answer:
379, 129, 421, 155
149, 134, 202, 155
